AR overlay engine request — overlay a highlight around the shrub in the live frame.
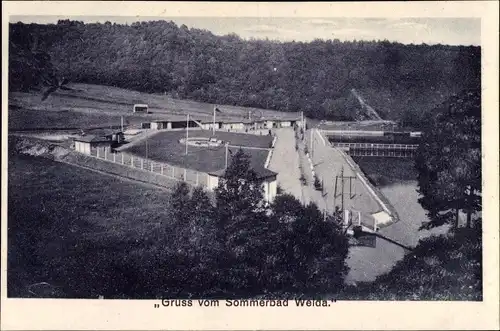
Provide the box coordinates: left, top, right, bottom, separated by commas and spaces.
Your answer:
277, 184, 283, 195
314, 175, 322, 191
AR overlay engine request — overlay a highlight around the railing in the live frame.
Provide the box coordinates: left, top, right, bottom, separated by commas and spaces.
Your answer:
331, 142, 418, 150
89, 147, 209, 187
331, 142, 418, 158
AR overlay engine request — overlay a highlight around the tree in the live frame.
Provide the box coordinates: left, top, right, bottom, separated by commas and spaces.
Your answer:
415, 89, 481, 230
213, 149, 269, 293
187, 186, 217, 260
9, 21, 480, 127
214, 148, 267, 246
168, 181, 192, 254
268, 194, 350, 296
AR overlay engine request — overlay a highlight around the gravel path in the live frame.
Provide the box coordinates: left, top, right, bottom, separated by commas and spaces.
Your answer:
268, 128, 304, 203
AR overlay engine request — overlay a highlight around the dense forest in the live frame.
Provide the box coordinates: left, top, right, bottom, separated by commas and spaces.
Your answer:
9, 20, 481, 126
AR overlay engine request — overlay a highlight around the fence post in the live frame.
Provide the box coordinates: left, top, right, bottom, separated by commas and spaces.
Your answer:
97, 147, 100, 158
184, 169, 187, 181
151, 162, 154, 172
172, 166, 175, 178
161, 165, 164, 175
113, 152, 116, 163
131, 156, 134, 168
122, 153, 124, 164
196, 172, 199, 186
141, 158, 144, 170
104, 147, 107, 160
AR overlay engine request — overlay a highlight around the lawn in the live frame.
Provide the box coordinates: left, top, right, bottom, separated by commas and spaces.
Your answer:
121, 130, 273, 173
7, 153, 176, 298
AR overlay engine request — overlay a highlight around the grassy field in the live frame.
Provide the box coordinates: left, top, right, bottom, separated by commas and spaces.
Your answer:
7, 153, 178, 298
351, 156, 418, 187
9, 83, 299, 130
121, 130, 272, 173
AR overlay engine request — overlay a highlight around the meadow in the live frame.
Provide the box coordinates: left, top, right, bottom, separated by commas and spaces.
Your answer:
121, 130, 272, 173
9, 83, 297, 130
7, 153, 181, 298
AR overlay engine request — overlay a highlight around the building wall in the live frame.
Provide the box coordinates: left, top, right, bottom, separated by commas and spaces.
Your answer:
280, 121, 291, 128
151, 122, 169, 130
262, 178, 277, 203
207, 175, 220, 190
207, 174, 276, 203
202, 123, 220, 130
221, 123, 244, 131
75, 141, 91, 154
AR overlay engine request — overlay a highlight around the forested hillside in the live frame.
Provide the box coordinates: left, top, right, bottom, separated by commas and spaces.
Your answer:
9, 20, 481, 126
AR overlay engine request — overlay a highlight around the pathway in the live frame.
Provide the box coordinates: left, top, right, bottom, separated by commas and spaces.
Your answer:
267, 128, 304, 203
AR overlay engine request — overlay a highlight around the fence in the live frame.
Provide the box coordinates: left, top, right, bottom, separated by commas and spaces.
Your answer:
344, 209, 379, 232
89, 146, 209, 188
331, 142, 418, 158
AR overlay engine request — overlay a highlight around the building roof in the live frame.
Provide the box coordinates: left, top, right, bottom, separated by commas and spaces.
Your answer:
208, 166, 277, 180
222, 119, 256, 124
86, 128, 123, 136
134, 104, 148, 107
73, 135, 111, 143
260, 114, 301, 122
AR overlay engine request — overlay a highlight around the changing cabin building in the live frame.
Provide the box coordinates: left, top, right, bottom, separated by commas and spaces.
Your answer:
73, 130, 124, 154
207, 167, 278, 204
133, 104, 149, 113
74, 135, 113, 155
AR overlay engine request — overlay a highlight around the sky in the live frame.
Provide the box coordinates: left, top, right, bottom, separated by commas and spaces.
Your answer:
11, 16, 481, 46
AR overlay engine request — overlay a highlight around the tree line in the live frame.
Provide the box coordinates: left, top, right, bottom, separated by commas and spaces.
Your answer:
9, 20, 480, 127
159, 149, 349, 298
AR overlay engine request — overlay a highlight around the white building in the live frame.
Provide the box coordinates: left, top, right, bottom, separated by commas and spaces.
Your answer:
207, 167, 278, 204
74, 135, 113, 155
133, 104, 149, 113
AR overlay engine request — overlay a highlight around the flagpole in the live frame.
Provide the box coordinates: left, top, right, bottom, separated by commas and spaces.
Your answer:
185, 113, 189, 155
121, 116, 124, 132
213, 105, 216, 135
225, 142, 228, 169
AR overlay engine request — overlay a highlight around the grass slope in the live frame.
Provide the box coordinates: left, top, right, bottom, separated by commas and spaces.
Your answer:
7, 153, 174, 298
9, 83, 297, 130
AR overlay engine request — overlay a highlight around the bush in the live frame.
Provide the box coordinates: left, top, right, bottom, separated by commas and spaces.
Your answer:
277, 184, 283, 195
339, 226, 482, 300
314, 175, 322, 191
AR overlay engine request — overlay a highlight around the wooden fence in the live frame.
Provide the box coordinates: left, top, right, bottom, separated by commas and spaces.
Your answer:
89, 147, 209, 187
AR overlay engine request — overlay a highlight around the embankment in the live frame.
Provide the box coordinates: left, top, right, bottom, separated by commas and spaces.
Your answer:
337, 148, 401, 227
9, 135, 179, 190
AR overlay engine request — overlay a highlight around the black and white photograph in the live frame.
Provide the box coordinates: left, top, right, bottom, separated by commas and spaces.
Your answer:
1, 1, 499, 330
